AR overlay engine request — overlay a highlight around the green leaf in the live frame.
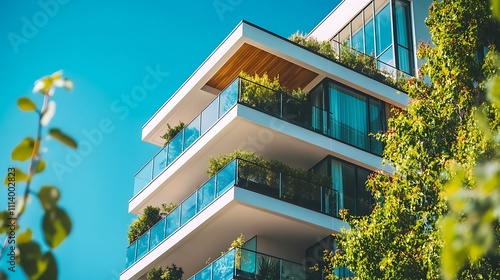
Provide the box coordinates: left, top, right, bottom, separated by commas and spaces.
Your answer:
17, 97, 37, 111
38, 186, 60, 212
0, 211, 11, 235
17, 240, 46, 279
11, 137, 35, 161
18, 229, 33, 244
4, 167, 29, 185
38, 252, 58, 280
35, 160, 46, 174
49, 128, 77, 149
42, 207, 71, 249
0, 270, 7, 280
493, 0, 500, 21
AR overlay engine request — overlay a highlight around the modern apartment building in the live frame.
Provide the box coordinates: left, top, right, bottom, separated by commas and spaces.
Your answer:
121, 0, 431, 279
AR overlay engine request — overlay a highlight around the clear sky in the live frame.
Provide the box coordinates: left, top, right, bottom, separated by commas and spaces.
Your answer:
0, 0, 340, 279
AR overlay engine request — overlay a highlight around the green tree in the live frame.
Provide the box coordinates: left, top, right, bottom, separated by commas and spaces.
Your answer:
326, 0, 500, 279
0, 71, 76, 279
440, 1, 500, 279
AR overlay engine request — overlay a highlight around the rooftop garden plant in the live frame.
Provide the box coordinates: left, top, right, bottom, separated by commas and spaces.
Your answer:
288, 31, 409, 89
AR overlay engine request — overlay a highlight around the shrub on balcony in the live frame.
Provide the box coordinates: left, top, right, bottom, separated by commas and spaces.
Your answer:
239, 72, 281, 111
147, 264, 184, 280
161, 121, 185, 147
289, 31, 408, 89
239, 71, 310, 123
127, 203, 177, 244
289, 31, 336, 60
207, 150, 332, 205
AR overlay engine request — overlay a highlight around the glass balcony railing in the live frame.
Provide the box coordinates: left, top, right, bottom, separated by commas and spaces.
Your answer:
125, 159, 338, 268
133, 78, 240, 195
133, 76, 383, 196
329, 38, 412, 90
188, 248, 316, 280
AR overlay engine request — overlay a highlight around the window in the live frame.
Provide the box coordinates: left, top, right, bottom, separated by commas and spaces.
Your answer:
331, 0, 414, 75
312, 156, 374, 216
310, 79, 386, 155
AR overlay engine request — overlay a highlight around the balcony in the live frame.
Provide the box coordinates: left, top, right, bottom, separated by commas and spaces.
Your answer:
134, 76, 384, 196
188, 248, 314, 280
125, 159, 338, 268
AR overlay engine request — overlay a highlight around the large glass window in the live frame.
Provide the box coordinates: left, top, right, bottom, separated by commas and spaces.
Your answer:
310, 79, 386, 155
394, 0, 413, 74
331, 0, 414, 75
312, 156, 374, 216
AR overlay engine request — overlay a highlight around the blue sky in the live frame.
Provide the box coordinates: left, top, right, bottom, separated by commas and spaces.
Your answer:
0, 0, 340, 279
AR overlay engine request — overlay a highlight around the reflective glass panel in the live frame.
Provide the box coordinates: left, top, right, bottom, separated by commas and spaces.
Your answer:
200, 99, 218, 134
197, 177, 215, 211
180, 193, 197, 225
165, 207, 181, 237
149, 219, 165, 249
184, 116, 201, 150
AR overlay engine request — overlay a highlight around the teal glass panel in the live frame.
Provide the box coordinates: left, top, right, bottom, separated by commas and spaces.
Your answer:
377, 45, 395, 71
181, 193, 197, 225
397, 45, 411, 75
323, 188, 338, 216
239, 250, 257, 276
369, 99, 384, 155
125, 242, 137, 267
165, 207, 180, 237
149, 219, 165, 249
134, 160, 152, 194
351, 29, 364, 52
153, 148, 167, 179
184, 115, 201, 150
216, 160, 236, 196
195, 265, 212, 280
136, 232, 150, 260
329, 84, 369, 150
375, 4, 392, 56
212, 250, 235, 280
197, 177, 215, 211
200, 99, 218, 134
255, 255, 281, 279
365, 18, 375, 55
219, 79, 238, 116
282, 259, 306, 279
167, 130, 183, 165
395, 0, 410, 48
356, 168, 372, 216
242, 236, 257, 251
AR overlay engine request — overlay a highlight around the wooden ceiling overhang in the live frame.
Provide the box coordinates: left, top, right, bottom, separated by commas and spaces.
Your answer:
206, 43, 318, 92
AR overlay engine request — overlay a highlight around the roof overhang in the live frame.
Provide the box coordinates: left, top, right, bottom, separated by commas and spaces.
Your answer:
141, 20, 408, 147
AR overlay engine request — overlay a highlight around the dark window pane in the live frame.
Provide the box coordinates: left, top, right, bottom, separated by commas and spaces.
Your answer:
356, 169, 372, 216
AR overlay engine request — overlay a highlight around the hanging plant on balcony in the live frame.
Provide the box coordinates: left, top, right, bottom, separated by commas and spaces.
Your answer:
160, 121, 185, 146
